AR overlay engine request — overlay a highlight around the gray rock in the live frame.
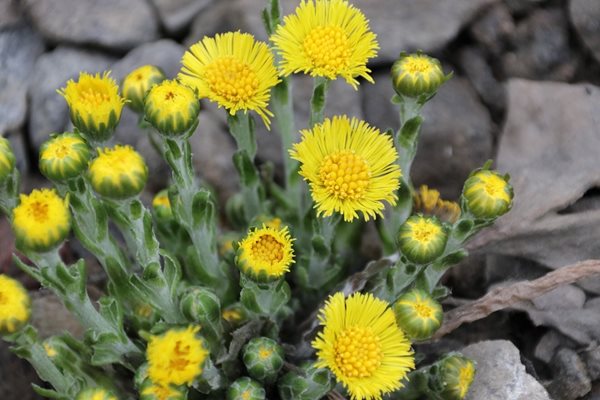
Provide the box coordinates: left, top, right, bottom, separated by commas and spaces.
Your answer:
150, 0, 214, 34
110, 39, 185, 83
28, 47, 115, 152
535, 330, 577, 364
547, 348, 591, 400
7, 131, 29, 174
583, 383, 600, 400
570, 0, 600, 65
458, 47, 506, 116
0, 0, 23, 29
461, 340, 550, 400
532, 285, 586, 311
31, 290, 84, 338
0, 25, 44, 134
503, 8, 577, 81
470, 3, 515, 55
584, 345, 600, 381
0, 341, 42, 399
23, 0, 158, 51
503, 0, 547, 15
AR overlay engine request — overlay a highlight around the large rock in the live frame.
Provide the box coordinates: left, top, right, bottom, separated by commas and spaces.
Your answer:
470, 3, 515, 55
362, 73, 493, 198
23, 0, 158, 51
28, 47, 115, 151
547, 348, 592, 400
0, 0, 23, 29
150, 0, 214, 34
0, 25, 44, 134
570, 0, 600, 64
110, 39, 185, 83
461, 340, 551, 400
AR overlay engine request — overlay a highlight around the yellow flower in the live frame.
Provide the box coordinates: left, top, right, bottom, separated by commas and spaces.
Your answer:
222, 308, 243, 323
146, 326, 208, 387
152, 189, 172, 219
140, 379, 187, 400
39, 133, 91, 181
290, 115, 401, 222
236, 225, 295, 282
393, 289, 443, 340
88, 145, 148, 199
0, 274, 30, 334
75, 387, 118, 400
271, 0, 378, 88
58, 72, 126, 142
391, 52, 450, 98
413, 185, 460, 224
397, 215, 448, 264
179, 32, 280, 127
312, 292, 415, 400
12, 189, 71, 252
438, 355, 476, 400
122, 65, 166, 113
144, 80, 200, 136
0, 136, 15, 182
463, 169, 513, 219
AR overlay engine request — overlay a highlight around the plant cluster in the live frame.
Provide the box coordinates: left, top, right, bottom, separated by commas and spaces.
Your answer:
0, 0, 513, 399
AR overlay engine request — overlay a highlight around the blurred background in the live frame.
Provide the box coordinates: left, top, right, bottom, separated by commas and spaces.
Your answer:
2, 0, 600, 398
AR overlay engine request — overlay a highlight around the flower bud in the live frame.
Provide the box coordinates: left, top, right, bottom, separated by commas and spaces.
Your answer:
0, 136, 15, 183
88, 145, 148, 199
391, 52, 450, 98
437, 354, 476, 400
0, 274, 31, 334
222, 304, 246, 327
393, 289, 443, 340
139, 378, 187, 400
227, 377, 266, 400
144, 80, 199, 136
462, 169, 513, 219
242, 337, 285, 384
152, 189, 173, 219
122, 65, 166, 113
180, 287, 221, 324
75, 387, 118, 400
39, 132, 91, 181
58, 72, 126, 143
278, 362, 335, 400
12, 189, 71, 252
397, 215, 448, 264
413, 185, 460, 224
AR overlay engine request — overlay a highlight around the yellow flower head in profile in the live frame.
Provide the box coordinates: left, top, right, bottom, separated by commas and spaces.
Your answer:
391, 52, 450, 98
146, 326, 208, 387
179, 32, 280, 127
152, 189, 172, 219
438, 355, 476, 400
237, 225, 295, 282
290, 116, 401, 222
271, 0, 379, 88
313, 292, 415, 400
413, 185, 460, 224
12, 189, 71, 252
0, 136, 15, 183
88, 145, 148, 199
75, 387, 118, 400
39, 132, 91, 181
122, 65, 166, 112
140, 378, 187, 400
58, 71, 126, 142
463, 169, 513, 219
144, 80, 200, 136
0, 274, 31, 334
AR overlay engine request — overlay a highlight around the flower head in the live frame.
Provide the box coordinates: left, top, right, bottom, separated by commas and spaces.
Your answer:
58, 72, 126, 142
139, 378, 187, 400
391, 52, 450, 98
290, 116, 401, 222
144, 80, 200, 136
393, 289, 443, 340
12, 189, 70, 252
397, 215, 448, 264
243, 337, 285, 383
236, 225, 295, 282
271, 0, 378, 88
413, 185, 460, 224
39, 133, 91, 181
88, 145, 148, 199
75, 387, 118, 400
438, 355, 476, 400
179, 32, 280, 127
146, 326, 208, 387
122, 65, 166, 113
227, 377, 266, 400
463, 169, 513, 219
152, 189, 172, 219
0, 136, 15, 183
222, 305, 245, 325
0, 274, 30, 334
312, 292, 415, 400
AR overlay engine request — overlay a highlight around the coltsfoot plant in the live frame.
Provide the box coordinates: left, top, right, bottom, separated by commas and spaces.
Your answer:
0, 0, 513, 399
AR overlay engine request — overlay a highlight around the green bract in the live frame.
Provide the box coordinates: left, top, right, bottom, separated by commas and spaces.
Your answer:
243, 337, 285, 384
397, 215, 448, 264
227, 377, 266, 400
0, 136, 15, 183
391, 52, 450, 98
39, 132, 91, 181
393, 288, 443, 340
144, 80, 200, 136
463, 169, 514, 219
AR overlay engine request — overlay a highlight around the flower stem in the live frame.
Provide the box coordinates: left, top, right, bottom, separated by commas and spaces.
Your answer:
309, 77, 330, 127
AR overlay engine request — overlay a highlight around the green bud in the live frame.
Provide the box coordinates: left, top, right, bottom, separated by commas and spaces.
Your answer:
393, 289, 443, 340
437, 354, 476, 400
144, 80, 200, 136
227, 377, 266, 400
139, 377, 187, 400
75, 387, 118, 400
88, 145, 148, 199
152, 189, 173, 219
122, 65, 166, 113
179, 287, 223, 354
0, 136, 15, 183
242, 337, 285, 384
392, 52, 450, 98
39, 132, 91, 181
222, 303, 246, 327
463, 169, 513, 219
278, 362, 334, 400
398, 215, 448, 264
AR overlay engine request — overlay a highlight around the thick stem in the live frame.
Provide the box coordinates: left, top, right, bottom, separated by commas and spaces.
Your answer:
309, 77, 329, 127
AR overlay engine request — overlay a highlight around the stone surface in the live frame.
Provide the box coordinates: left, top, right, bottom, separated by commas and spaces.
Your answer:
472, 80, 600, 270
458, 47, 506, 116
31, 290, 85, 338
0, 341, 42, 400
535, 330, 577, 364
584, 345, 600, 381
503, 0, 547, 15
461, 340, 550, 400
23, 0, 158, 51
470, 3, 515, 55
151, 0, 214, 33
546, 348, 592, 400
0, 0, 23, 29
503, 8, 576, 81
570, 0, 600, 64
0, 25, 44, 134
28, 47, 115, 152
110, 39, 185, 83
